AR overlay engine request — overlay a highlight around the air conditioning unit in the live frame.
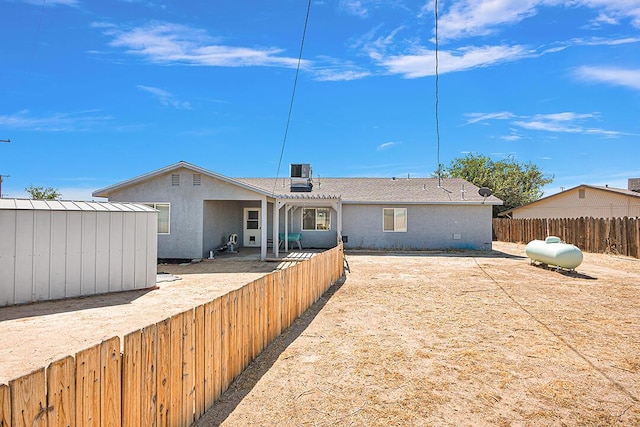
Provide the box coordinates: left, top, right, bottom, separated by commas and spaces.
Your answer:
290, 164, 313, 192
290, 164, 311, 178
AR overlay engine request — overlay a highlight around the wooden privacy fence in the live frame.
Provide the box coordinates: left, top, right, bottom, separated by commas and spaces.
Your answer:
0, 244, 344, 427
493, 217, 640, 259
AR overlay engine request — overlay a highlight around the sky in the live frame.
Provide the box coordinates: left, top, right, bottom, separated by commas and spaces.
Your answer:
1, 0, 639, 201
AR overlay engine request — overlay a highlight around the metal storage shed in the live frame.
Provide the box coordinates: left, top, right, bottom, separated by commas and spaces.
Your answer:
0, 198, 158, 307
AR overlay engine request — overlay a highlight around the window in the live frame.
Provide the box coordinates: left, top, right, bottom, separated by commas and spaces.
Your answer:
144, 203, 170, 234
302, 208, 331, 231
383, 208, 407, 232
171, 174, 180, 186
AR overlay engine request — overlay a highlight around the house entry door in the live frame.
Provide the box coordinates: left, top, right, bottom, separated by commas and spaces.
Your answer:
243, 207, 261, 247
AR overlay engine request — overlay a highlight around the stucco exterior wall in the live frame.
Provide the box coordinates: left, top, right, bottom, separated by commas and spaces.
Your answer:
512, 188, 640, 219
107, 167, 265, 259
278, 206, 338, 249
341, 204, 493, 250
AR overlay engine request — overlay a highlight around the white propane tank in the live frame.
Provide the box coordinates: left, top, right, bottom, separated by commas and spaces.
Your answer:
525, 236, 583, 270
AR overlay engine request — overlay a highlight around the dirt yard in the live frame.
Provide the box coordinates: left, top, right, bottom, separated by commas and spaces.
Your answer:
0, 251, 279, 384
1, 243, 639, 426
194, 242, 640, 426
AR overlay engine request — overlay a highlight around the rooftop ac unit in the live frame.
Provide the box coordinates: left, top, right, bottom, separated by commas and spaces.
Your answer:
290, 164, 313, 192
290, 164, 311, 178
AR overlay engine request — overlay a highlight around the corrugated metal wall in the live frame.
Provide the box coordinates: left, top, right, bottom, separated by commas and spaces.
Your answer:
0, 200, 157, 307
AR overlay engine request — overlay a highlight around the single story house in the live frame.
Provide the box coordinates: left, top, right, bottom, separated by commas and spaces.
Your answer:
92, 162, 503, 260
499, 179, 640, 219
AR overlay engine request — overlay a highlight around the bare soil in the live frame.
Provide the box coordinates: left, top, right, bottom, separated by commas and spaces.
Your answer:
0, 250, 277, 384
195, 242, 640, 426
2, 243, 639, 426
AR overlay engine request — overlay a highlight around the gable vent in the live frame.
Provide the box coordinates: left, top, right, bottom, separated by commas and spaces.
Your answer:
171, 174, 180, 186
193, 174, 201, 186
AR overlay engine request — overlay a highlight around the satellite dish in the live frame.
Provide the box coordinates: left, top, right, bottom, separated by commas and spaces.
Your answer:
478, 187, 492, 198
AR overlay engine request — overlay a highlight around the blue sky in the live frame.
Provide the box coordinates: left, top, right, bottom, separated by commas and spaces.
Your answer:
1, 0, 639, 200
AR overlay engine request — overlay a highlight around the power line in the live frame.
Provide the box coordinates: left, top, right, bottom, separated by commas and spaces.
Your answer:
434, 0, 442, 186
32, 0, 47, 62
272, 0, 312, 196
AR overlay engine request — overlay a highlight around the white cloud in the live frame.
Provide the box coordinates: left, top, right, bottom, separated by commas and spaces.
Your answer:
467, 110, 629, 138
137, 85, 192, 109
436, 0, 640, 41
376, 141, 399, 151
574, 66, 640, 90
22, 0, 79, 6
104, 22, 308, 68
380, 44, 530, 78
0, 110, 112, 131
464, 112, 516, 124
513, 112, 627, 137
340, 0, 369, 17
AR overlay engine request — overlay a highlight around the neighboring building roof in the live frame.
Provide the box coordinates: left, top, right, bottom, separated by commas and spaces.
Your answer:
0, 198, 156, 212
499, 184, 640, 217
93, 161, 503, 205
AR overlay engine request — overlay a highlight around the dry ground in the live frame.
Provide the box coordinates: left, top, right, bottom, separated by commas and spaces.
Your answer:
1, 243, 639, 426
195, 242, 640, 426
0, 250, 279, 384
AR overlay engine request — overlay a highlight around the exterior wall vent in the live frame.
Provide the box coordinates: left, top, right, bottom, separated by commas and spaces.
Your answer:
193, 174, 201, 186
171, 174, 180, 186
628, 178, 640, 193
290, 164, 313, 192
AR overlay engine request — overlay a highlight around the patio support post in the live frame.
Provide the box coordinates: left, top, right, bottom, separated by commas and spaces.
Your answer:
273, 199, 280, 258
337, 199, 343, 245
261, 197, 267, 260
284, 203, 289, 252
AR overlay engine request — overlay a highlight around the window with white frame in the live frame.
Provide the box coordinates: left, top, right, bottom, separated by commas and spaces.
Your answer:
302, 208, 331, 230
383, 208, 407, 232
144, 203, 170, 234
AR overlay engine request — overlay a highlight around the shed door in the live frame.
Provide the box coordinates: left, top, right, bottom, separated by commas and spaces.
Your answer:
243, 208, 261, 247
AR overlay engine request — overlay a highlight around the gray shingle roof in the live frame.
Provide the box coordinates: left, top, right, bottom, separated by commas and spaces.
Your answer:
237, 177, 502, 204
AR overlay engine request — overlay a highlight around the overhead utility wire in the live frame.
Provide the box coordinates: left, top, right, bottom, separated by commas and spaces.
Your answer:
32, 0, 47, 61
272, 0, 312, 196
434, 0, 442, 187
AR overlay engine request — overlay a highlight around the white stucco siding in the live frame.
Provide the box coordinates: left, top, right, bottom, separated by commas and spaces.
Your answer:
512, 188, 640, 219
341, 204, 493, 250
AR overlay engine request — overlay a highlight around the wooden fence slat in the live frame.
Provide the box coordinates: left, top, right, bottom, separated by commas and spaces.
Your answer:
194, 305, 205, 419
46, 356, 75, 427
212, 297, 222, 402
9, 369, 46, 427
181, 309, 195, 427
155, 319, 171, 427
100, 337, 121, 427
122, 331, 142, 427
169, 314, 183, 427
0, 384, 10, 427
220, 294, 230, 393
75, 344, 101, 427
203, 301, 215, 410
141, 325, 158, 427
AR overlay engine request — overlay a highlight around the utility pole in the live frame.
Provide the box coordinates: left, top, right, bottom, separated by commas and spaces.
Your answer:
1, 138, 10, 198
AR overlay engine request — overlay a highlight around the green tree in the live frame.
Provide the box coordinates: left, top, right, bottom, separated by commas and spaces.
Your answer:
25, 185, 62, 200
440, 153, 553, 216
